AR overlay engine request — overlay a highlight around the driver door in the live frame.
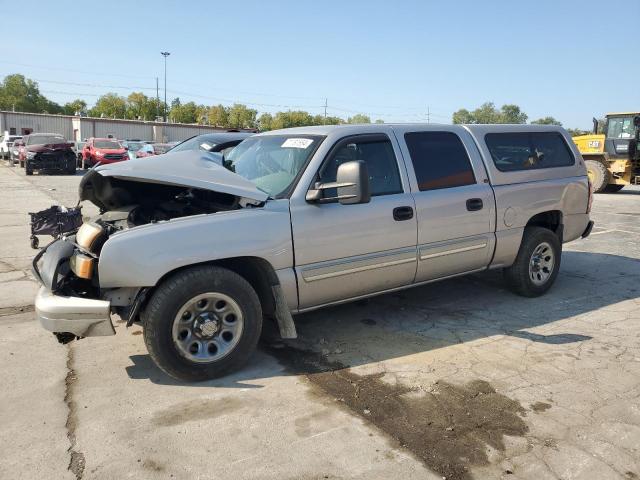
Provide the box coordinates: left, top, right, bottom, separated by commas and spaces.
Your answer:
290, 133, 418, 310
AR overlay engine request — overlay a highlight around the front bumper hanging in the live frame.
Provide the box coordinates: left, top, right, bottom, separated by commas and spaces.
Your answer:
35, 287, 115, 337
33, 238, 115, 338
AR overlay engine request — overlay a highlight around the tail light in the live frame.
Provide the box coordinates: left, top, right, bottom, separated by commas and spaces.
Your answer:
587, 178, 593, 214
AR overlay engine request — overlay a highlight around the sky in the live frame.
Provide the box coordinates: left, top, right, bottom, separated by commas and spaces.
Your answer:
3, 0, 639, 129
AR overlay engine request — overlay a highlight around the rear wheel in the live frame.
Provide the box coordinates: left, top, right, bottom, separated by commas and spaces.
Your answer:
585, 159, 610, 193
25, 161, 33, 175
503, 226, 561, 297
142, 266, 262, 382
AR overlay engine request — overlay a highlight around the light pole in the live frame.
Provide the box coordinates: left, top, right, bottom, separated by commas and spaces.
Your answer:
161, 51, 170, 122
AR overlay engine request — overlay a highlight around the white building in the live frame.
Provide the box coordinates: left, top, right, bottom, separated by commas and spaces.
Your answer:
0, 111, 255, 142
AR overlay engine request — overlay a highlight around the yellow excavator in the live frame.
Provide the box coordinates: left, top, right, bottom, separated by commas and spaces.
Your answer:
572, 113, 640, 192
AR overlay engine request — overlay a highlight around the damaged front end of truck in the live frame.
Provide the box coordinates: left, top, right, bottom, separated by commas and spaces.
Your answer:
32, 150, 269, 344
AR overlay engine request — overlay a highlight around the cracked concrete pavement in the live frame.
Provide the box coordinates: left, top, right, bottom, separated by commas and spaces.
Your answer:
0, 163, 639, 479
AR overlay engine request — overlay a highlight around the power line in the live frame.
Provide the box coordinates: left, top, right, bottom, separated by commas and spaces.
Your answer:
0, 61, 454, 117
3, 71, 453, 121
0, 60, 155, 80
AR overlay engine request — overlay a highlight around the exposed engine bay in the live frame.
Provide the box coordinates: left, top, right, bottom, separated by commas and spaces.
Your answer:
79, 168, 243, 230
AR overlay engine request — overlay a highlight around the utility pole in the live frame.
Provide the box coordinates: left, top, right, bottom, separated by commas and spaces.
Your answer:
161, 51, 170, 122
324, 98, 327, 124
156, 77, 160, 120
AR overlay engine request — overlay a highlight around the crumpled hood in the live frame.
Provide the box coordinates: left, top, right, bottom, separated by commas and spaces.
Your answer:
93, 150, 269, 203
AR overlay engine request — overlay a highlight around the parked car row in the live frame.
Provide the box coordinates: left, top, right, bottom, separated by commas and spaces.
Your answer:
3, 131, 254, 175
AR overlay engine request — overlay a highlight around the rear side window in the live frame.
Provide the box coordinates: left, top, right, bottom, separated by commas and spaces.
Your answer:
404, 132, 476, 191
485, 132, 575, 172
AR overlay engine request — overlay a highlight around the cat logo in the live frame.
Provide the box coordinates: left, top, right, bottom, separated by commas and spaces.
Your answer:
588, 140, 600, 148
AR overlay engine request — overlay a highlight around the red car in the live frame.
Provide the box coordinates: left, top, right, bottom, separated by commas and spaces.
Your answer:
81, 138, 128, 167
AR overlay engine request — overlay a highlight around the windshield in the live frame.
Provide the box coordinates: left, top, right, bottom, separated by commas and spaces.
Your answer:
27, 135, 64, 145
169, 135, 215, 153
224, 135, 322, 197
94, 140, 121, 149
126, 142, 144, 151
607, 117, 635, 139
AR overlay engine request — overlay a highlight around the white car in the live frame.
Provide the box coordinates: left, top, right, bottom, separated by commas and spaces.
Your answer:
0, 134, 23, 162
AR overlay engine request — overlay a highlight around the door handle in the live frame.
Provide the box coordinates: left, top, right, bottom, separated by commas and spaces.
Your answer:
393, 206, 414, 221
466, 198, 483, 211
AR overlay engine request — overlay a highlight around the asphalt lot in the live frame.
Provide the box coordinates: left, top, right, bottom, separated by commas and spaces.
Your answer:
1, 163, 639, 480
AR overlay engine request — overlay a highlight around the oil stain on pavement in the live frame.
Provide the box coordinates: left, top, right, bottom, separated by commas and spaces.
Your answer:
268, 345, 529, 480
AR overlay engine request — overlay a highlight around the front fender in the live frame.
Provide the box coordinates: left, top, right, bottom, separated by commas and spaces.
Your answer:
98, 201, 293, 288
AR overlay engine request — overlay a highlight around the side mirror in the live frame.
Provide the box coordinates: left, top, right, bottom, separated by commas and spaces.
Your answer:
306, 160, 371, 205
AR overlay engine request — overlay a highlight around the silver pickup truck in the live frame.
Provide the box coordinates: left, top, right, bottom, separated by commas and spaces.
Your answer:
33, 124, 593, 381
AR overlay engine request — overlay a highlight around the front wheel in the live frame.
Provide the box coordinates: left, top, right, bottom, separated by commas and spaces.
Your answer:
142, 266, 262, 382
503, 226, 561, 297
585, 159, 610, 193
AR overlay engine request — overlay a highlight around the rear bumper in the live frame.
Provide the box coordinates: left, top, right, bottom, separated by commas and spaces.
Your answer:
35, 287, 115, 337
581, 220, 594, 239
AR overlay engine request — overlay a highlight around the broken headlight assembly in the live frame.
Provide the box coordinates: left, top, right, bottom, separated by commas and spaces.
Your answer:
76, 222, 107, 253
70, 222, 108, 280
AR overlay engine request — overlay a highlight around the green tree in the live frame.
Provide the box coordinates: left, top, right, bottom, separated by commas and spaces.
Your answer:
531, 116, 562, 126
500, 104, 528, 124
126, 92, 159, 121
316, 114, 344, 126
208, 104, 230, 127
0, 74, 62, 113
62, 99, 87, 116
270, 110, 316, 130
89, 93, 127, 118
347, 114, 371, 124
170, 100, 201, 123
258, 113, 273, 131
567, 128, 589, 137
227, 103, 258, 129
452, 102, 528, 124
452, 108, 474, 124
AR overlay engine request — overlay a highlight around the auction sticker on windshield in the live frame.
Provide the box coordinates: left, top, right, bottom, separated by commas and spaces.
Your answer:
282, 138, 313, 149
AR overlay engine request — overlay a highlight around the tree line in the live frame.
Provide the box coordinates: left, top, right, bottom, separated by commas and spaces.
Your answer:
0, 74, 594, 135
452, 102, 593, 136
0, 74, 376, 131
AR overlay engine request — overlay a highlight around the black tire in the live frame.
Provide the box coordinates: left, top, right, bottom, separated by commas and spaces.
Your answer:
65, 153, 76, 175
25, 162, 33, 175
503, 226, 561, 297
603, 184, 624, 193
584, 159, 609, 193
142, 265, 262, 382
77, 154, 84, 169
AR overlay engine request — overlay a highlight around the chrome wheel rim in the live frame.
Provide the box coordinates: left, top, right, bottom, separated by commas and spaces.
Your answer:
172, 292, 244, 363
529, 242, 554, 286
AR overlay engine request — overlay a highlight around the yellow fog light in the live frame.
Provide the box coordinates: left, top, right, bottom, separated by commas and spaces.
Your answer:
76, 222, 105, 252
70, 253, 94, 279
